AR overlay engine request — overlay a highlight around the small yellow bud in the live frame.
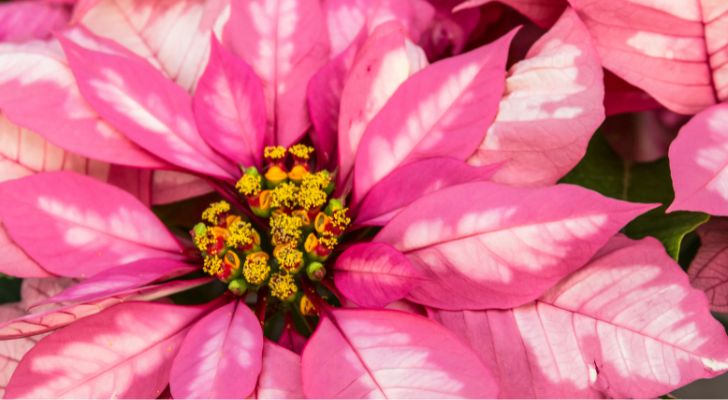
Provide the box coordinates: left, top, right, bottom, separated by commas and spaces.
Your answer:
274, 245, 303, 273
264, 146, 287, 160
243, 252, 271, 286
288, 144, 314, 160
201, 201, 230, 225
203, 255, 223, 276
299, 294, 317, 316
269, 273, 298, 301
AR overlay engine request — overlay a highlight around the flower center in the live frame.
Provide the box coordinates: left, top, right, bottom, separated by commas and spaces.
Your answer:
190, 145, 350, 316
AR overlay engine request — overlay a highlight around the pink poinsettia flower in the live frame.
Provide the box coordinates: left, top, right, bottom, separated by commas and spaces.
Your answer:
0, 0, 727, 398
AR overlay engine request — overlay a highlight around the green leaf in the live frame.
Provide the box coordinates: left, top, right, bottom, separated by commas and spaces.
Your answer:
561, 133, 709, 259
153, 192, 222, 238
0, 276, 22, 304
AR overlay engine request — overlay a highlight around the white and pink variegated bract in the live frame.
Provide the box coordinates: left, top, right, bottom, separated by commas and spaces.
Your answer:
669, 102, 728, 215
687, 218, 728, 313
0, 0, 725, 398
568, 0, 728, 115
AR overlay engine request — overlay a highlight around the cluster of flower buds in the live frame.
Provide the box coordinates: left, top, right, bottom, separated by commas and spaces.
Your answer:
191, 145, 351, 310
191, 201, 263, 292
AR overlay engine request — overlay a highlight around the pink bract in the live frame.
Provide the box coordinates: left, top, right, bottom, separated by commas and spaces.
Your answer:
669, 102, 728, 215
0, 0, 725, 398
688, 218, 728, 312
569, 0, 728, 115
431, 236, 728, 398
0, 1, 70, 43
0, 278, 72, 398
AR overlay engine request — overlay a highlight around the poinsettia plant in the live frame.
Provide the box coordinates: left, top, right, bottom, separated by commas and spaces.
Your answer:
0, 0, 727, 398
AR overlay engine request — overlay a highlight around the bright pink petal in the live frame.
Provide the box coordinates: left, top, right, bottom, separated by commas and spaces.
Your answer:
223, 0, 329, 147
253, 341, 304, 398
455, 0, 566, 27
323, 0, 435, 55
60, 34, 237, 180
0, 278, 211, 340
302, 308, 498, 398
334, 243, 422, 308
468, 8, 604, 186
76, 0, 228, 92
35, 258, 196, 308
151, 170, 213, 205
569, 0, 728, 114
0, 172, 181, 277
688, 219, 728, 312
376, 182, 656, 310
307, 30, 366, 169
337, 21, 428, 187
194, 38, 266, 168
354, 158, 499, 227
0, 278, 71, 397
0, 41, 164, 168
171, 300, 263, 399
431, 237, 728, 398
5, 302, 213, 398
322, 0, 366, 54
0, 223, 53, 278
668, 103, 728, 214
353, 30, 515, 201
0, 1, 69, 42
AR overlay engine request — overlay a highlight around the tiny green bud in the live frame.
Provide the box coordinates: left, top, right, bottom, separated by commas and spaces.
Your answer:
306, 262, 326, 281
245, 166, 261, 177
192, 222, 207, 237
227, 278, 248, 296
324, 198, 344, 215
